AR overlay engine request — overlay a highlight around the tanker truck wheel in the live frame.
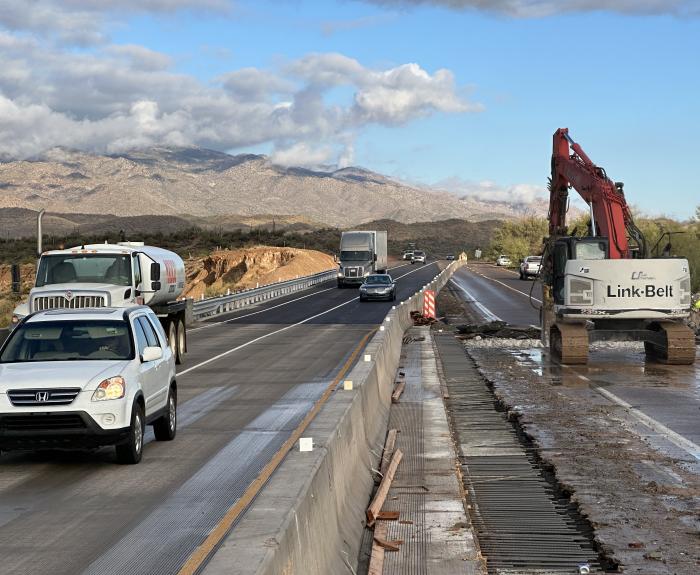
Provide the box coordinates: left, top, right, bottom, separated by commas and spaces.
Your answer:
167, 321, 177, 359
176, 320, 187, 365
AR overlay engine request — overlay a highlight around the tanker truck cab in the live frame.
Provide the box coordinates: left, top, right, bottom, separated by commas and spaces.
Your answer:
11, 243, 189, 364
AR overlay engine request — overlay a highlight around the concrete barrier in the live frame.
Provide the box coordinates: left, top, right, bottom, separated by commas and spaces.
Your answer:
203, 260, 465, 575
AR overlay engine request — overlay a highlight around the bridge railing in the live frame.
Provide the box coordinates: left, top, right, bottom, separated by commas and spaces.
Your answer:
190, 269, 337, 320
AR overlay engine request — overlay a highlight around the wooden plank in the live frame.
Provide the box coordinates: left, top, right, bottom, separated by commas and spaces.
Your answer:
377, 511, 400, 521
367, 522, 388, 575
373, 537, 403, 552
367, 449, 403, 527
379, 429, 398, 479
391, 382, 405, 403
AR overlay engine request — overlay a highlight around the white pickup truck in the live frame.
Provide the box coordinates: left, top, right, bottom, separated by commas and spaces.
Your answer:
11, 242, 189, 363
519, 256, 542, 280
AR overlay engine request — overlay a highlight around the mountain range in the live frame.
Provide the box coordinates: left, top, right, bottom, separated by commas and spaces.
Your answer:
0, 146, 549, 228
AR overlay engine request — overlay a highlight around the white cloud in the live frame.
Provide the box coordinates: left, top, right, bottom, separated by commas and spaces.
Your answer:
270, 142, 334, 167
434, 177, 547, 203
0, 30, 478, 162
106, 44, 173, 71
0, 0, 232, 45
363, 0, 700, 17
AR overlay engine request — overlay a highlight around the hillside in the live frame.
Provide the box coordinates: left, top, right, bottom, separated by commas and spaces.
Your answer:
357, 218, 500, 257
0, 208, 322, 239
0, 146, 548, 228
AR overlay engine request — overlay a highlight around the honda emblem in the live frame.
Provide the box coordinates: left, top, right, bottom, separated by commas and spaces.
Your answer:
35, 391, 49, 402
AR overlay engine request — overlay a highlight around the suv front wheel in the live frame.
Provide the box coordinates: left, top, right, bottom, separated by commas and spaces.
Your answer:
116, 403, 145, 464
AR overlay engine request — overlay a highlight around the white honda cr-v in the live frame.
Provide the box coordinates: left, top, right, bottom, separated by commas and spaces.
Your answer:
0, 306, 177, 464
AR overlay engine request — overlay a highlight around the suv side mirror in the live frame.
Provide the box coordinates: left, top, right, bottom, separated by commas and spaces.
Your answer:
142, 346, 163, 362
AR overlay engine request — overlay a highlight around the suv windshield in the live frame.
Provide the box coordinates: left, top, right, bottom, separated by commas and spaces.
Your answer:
340, 250, 371, 261
0, 320, 134, 363
526, 257, 541, 263
366, 275, 391, 284
36, 254, 132, 287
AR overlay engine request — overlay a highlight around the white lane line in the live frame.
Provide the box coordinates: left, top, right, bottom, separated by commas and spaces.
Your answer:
449, 278, 502, 322
189, 287, 336, 333
466, 267, 542, 304
190, 262, 414, 333
567, 370, 700, 461
178, 299, 356, 376
178, 262, 437, 377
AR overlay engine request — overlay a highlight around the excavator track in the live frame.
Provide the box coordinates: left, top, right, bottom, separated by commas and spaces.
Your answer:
550, 322, 589, 365
644, 321, 696, 365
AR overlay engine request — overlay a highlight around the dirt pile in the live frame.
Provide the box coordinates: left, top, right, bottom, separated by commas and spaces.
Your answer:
184, 247, 336, 299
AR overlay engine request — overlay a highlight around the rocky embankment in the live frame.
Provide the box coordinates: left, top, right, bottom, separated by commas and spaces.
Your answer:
183, 247, 336, 299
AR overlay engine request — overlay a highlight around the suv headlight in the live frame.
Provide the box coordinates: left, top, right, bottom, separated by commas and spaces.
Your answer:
92, 376, 126, 401
568, 278, 593, 305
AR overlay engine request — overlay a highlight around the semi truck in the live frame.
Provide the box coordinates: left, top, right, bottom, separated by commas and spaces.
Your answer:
11, 242, 190, 364
337, 231, 388, 288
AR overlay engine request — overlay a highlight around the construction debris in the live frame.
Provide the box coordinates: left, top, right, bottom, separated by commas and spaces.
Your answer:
379, 429, 398, 479
372, 537, 403, 552
391, 382, 405, 403
410, 311, 437, 326
367, 522, 388, 575
456, 321, 540, 340
366, 449, 403, 527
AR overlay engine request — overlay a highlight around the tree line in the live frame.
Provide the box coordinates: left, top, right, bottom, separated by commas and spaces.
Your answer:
488, 209, 700, 292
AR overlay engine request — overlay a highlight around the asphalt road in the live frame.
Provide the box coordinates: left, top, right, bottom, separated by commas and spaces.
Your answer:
452, 263, 700, 462
450, 262, 542, 326
0, 260, 442, 575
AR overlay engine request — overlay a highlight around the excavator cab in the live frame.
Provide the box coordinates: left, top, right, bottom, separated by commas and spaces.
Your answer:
551, 237, 608, 305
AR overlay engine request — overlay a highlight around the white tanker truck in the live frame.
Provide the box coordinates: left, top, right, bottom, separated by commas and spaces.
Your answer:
10, 242, 190, 364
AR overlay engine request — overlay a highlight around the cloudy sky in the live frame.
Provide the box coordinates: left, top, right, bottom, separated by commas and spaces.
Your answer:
0, 0, 698, 217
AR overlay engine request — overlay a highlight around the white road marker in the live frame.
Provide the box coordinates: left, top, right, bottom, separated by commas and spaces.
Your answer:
569, 371, 700, 461
448, 279, 502, 322
466, 267, 542, 304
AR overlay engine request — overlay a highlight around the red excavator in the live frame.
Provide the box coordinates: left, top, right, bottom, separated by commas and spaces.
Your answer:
540, 128, 695, 364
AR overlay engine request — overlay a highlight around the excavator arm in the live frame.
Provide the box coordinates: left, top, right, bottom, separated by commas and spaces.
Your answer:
549, 128, 644, 259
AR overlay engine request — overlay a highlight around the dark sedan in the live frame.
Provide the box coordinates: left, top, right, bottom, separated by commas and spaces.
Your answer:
359, 274, 396, 302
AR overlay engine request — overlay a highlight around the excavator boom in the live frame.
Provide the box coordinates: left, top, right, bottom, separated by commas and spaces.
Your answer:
550, 128, 638, 258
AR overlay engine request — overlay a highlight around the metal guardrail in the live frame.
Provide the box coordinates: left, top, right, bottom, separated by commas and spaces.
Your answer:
191, 269, 338, 320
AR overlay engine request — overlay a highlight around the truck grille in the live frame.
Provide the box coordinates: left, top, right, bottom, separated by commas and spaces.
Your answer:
8, 388, 81, 406
32, 295, 106, 311
345, 267, 362, 278
0, 414, 87, 431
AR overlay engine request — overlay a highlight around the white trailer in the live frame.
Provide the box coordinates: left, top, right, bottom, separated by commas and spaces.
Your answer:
11, 242, 190, 363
